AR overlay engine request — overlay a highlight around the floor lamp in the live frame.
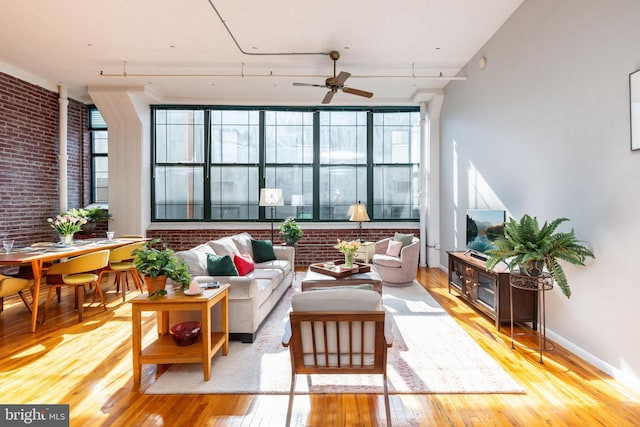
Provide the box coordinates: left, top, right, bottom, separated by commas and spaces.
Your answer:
259, 188, 284, 241
349, 202, 370, 243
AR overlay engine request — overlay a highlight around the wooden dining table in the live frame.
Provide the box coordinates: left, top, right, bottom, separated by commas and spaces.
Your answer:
0, 237, 147, 332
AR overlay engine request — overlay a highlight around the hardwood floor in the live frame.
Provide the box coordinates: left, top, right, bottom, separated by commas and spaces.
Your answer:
1, 268, 639, 426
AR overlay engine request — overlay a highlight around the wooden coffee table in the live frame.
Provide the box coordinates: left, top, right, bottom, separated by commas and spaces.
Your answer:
302, 264, 383, 294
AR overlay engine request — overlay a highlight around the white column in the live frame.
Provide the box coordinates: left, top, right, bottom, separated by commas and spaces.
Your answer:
419, 102, 428, 267
425, 95, 444, 268
58, 85, 68, 213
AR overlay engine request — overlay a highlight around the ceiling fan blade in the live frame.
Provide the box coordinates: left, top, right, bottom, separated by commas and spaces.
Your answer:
342, 87, 374, 98
322, 90, 336, 104
334, 71, 351, 86
293, 82, 326, 88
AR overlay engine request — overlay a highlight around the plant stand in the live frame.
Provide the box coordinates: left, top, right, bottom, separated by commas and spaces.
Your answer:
509, 272, 555, 363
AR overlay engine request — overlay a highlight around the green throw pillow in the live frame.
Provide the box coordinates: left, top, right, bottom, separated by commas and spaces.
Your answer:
394, 232, 414, 248
251, 239, 277, 263
207, 253, 239, 276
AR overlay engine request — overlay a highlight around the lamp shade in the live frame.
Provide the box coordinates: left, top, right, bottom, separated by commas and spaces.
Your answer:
291, 194, 304, 206
259, 188, 284, 206
349, 204, 370, 222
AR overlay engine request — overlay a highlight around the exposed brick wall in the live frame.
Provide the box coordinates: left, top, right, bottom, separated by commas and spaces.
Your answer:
0, 72, 89, 248
148, 227, 419, 267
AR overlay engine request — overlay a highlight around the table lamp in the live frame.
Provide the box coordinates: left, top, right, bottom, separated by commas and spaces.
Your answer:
349, 202, 370, 243
259, 188, 284, 241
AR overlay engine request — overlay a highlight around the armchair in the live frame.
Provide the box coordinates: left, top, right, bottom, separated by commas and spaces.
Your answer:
371, 236, 420, 285
282, 288, 392, 426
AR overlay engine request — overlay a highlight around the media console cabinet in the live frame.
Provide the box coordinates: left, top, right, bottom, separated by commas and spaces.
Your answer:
447, 251, 537, 331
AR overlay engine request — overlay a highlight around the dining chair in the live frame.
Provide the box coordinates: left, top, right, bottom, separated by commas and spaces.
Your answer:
97, 241, 145, 302
0, 275, 33, 313
42, 249, 110, 323
282, 288, 393, 426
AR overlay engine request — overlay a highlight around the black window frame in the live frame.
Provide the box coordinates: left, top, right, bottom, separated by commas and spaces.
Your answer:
89, 105, 108, 204
150, 105, 420, 222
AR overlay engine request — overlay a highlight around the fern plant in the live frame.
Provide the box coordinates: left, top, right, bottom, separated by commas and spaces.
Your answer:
485, 214, 594, 298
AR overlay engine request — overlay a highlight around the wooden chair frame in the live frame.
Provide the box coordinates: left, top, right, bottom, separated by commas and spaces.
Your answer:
282, 310, 392, 426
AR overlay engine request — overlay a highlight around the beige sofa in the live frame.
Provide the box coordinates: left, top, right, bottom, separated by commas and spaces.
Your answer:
174, 232, 294, 343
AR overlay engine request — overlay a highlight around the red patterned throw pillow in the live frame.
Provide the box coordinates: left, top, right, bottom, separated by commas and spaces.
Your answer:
233, 253, 255, 276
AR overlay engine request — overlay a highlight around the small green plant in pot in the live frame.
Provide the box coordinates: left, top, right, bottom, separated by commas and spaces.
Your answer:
279, 217, 303, 245
485, 214, 594, 298
66, 206, 112, 233
132, 239, 191, 299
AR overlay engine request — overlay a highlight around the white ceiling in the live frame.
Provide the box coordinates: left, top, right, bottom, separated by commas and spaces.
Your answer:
0, 0, 523, 106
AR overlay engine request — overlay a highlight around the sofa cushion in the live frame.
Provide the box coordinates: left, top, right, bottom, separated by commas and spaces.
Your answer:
252, 267, 283, 283
255, 259, 291, 276
394, 232, 414, 248
175, 244, 214, 276
208, 237, 240, 258
231, 232, 254, 258
251, 239, 277, 263
233, 253, 255, 276
386, 240, 403, 257
372, 254, 403, 268
207, 253, 239, 276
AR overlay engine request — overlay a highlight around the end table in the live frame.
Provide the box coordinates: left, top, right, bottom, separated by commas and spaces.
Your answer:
130, 283, 229, 384
354, 241, 376, 263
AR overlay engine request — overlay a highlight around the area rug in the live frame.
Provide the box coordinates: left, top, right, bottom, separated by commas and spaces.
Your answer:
146, 277, 524, 395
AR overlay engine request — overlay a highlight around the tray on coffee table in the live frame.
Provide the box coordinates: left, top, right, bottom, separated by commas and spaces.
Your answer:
309, 260, 371, 278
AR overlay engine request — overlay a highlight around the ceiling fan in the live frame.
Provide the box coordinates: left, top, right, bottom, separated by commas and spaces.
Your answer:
293, 51, 374, 104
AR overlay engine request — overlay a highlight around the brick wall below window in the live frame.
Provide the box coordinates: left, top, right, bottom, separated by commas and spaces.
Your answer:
147, 227, 419, 267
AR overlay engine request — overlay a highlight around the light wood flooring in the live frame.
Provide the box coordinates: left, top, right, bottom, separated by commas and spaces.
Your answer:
0, 268, 639, 426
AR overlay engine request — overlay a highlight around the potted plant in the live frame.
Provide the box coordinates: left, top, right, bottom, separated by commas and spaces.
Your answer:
67, 206, 112, 233
485, 214, 594, 298
279, 217, 303, 245
132, 239, 191, 298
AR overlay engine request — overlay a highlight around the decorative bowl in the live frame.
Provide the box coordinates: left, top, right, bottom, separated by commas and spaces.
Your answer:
170, 321, 201, 346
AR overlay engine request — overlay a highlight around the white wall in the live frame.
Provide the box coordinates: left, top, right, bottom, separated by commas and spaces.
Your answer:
440, 0, 640, 391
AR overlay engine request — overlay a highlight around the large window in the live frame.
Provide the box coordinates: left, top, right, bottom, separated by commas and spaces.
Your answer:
89, 106, 108, 203
151, 107, 419, 221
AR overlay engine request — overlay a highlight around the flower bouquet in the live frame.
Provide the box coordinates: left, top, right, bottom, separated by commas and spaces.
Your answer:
334, 239, 361, 268
47, 214, 87, 244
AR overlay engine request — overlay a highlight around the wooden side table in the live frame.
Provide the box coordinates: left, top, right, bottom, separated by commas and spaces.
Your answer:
509, 273, 555, 363
130, 283, 229, 384
354, 241, 376, 263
